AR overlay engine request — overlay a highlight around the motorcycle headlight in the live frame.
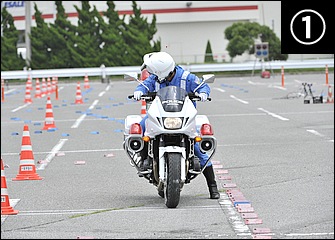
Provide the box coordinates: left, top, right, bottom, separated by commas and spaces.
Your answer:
163, 117, 183, 129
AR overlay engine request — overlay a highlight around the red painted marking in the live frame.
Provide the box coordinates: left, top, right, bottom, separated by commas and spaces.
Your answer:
252, 228, 271, 234
56, 152, 65, 156
252, 235, 272, 239
215, 169, 229, 174
219, 175, 232, 180
213, 164, 223, 169
237, 206, 254, 213
241, 213, 258, 219
222, 183, 237, 188
235, 203, 252, 208
245, 218, 263, 224
226, 189, 241, 194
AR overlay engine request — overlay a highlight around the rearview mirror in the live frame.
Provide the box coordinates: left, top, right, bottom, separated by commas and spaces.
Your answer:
124, 72, 138, 82
202, 74, 215, 83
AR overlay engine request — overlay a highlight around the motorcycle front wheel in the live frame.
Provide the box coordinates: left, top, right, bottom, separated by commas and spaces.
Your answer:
165, 152, 182, 208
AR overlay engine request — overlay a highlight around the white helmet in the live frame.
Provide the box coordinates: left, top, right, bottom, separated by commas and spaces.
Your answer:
144, 52, 175, 83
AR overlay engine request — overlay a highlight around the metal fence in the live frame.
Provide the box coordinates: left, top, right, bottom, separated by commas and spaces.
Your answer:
1, 59, 333, 81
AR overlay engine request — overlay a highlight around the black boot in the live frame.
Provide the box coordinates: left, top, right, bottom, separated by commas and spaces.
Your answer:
203, 165, 220, 199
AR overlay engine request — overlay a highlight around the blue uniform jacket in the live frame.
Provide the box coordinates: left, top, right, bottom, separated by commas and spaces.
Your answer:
135, 65, 210, 97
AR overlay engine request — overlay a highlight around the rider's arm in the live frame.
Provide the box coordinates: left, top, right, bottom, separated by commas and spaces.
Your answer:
190, 74, 210, 96
135, 75, 156, 94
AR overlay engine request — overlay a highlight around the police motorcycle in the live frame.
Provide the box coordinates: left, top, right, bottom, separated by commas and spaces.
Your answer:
123, 73, 216, 208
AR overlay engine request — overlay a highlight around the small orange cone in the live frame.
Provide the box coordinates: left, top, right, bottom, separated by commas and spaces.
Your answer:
84, 74, 90, 89
26, 75, 33, 90
75, 82, 83, 104
12, 125, 43, 181
326, 85, 334, 103
1, 78, 5, 102
1, 158, 19, 215
47, 77, 52, 95
141, 100, 147, 118
41, 78, 47, 97
34, 78, 42, 98
42, 96, 57, 130
24, 82, 33, 103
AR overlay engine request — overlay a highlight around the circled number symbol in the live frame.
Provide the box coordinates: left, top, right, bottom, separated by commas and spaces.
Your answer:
290, 9, 326, 45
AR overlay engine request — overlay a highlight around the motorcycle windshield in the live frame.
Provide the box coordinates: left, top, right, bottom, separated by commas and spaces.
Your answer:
157, 86, 187, 112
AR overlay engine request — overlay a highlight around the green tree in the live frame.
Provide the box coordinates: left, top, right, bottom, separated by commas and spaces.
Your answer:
73, 1, 104, 67
30, 3, 54, 69
48, 1, 77, 68
122, 1, 160, 66
100, 1, 127, 66
1, 7, 25, 71
204, 40, 214, 63
224, 21, 288, 62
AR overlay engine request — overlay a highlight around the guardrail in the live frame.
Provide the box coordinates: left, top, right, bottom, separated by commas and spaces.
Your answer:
1, 59, 333, 80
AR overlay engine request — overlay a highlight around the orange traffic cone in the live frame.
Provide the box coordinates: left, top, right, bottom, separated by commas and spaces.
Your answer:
41, 77, 47, 97
26, 75, 33, 90
75, 82, 83, 104
1, 158, 19, 215
84, 74, 90, 89
47, 77, 52, 95
42, 96, 57, 130
24, 82, 32, 103
34, 78, 42, 98
326, 85, 334, 103
141, 100, 147, 118
12, 125, 43, 181
1, 78, 5, 102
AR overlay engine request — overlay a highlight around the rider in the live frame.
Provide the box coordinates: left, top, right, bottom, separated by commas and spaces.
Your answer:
133, 51, 220, 199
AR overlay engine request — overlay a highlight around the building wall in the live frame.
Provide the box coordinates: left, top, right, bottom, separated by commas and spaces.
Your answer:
2, 1, 331, 64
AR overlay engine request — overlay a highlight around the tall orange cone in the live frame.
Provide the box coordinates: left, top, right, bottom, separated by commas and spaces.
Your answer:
1, 158, 19, 215
34, 78, 42, 98
46, 77, 52, 95
84, 74, 90, 89
26, 75, 33, 90
75, 81, 83, 104
141, 100, 147, 118
42, 96, 57, 130
326, 85, 334, 103
41, 77, 47, 97
24, 82, 33, 103
12, 125, 43, 181
1, 78, 5, 102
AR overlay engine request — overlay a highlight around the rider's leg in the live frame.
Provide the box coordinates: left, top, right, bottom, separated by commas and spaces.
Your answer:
138, 115, 148, 170
195, 143, 220, 199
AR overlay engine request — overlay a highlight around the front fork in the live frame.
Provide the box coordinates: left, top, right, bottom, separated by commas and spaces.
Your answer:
158, 137, 186, 184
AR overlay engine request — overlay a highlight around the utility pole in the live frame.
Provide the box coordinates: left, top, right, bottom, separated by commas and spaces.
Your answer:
25, 1, 31, 67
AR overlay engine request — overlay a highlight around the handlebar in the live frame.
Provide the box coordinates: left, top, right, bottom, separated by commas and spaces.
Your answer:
128, 92, 211, 102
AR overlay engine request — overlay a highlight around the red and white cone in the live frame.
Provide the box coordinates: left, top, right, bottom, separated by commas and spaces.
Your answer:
75, 82, 83, 104
42, 96, 57, 130
12, 125, 43, 181
327, 85, 334, 103
141, 100, 147, 118
47, 77, 52, 95
34, 78, 42, 98
1, 158, 19, 214
24, 83, 33, 103
84, 74, 90, 89
41, 78, 47, 97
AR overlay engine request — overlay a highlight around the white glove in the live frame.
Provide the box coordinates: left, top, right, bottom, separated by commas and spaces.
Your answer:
199, 93, 208, 102
134, 91, 143, 100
